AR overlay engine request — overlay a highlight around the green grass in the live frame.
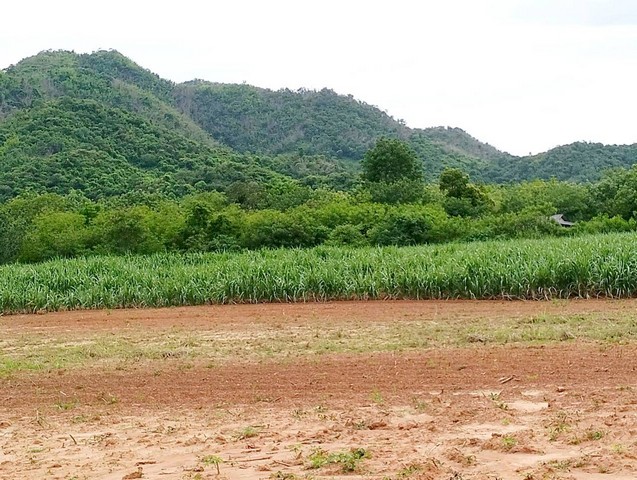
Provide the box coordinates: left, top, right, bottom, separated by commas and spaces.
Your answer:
3, 232, 637, 314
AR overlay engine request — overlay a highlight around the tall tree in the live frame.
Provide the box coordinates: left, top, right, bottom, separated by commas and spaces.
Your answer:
361, 138, 422, 183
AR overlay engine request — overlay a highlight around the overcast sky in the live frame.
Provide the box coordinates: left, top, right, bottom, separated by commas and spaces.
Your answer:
2, 0, 636, 156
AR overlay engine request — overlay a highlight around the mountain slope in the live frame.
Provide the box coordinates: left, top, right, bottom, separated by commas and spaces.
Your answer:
1, 48, 636, 199
0, 50, 214, 145
172, 81, 496, 180
486, 142, 637, 183
174, 82, 408, 159
0, 97, 285, 201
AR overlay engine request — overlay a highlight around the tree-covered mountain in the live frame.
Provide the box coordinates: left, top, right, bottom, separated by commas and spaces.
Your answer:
487, 142, 637, 183
0, 96, 300, 200
0, 50, 358, 201
174, 81, 408, 159
172, 81, 502, 180
1, 49, 636, 203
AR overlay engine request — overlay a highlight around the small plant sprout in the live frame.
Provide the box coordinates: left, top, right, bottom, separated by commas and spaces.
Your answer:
201, 455, 224, 474
306, 447, 369, 473
237, 425, 261, 440
371, 389, 384, 405
501, 435, 517, 450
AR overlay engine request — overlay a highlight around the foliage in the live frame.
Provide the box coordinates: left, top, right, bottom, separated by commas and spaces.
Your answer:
3, 50, 637, 268
486, 142, 637, 183
306, 447, 369, 472
361, 137, 421, 183
439, 168, 491, 217
1, 170, 635, 265
5, 232, 637, 313
175, 81, 407, 160
2, 48, 636, 211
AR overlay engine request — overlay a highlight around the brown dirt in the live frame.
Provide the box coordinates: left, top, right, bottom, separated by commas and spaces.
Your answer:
2, 300, 637, 480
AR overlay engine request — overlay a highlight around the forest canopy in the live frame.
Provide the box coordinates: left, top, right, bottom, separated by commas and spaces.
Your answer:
1, 50, 637, 264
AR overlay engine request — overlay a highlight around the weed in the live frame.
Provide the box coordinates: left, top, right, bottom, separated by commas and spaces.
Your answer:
71, 414, 99, 424
397, 463, 423, 477
306, 447, 369, 473
291, 408, 306, 419
547, 411, 573, 441
411, 397, 428, 412
287, 443, 304, 459
501, 435, 517, 450
353, 420, 369, 430
487, 392, 508, 410
201, 454, 224, 474
612, 443, 626, 454
270, 472, 299, 480
237, 425, 261, 440
586, 429, 604, 441
371, 390, 384, 405
54, 399, 78, 411
97, 392, 119, 405
547, 459, 572, 471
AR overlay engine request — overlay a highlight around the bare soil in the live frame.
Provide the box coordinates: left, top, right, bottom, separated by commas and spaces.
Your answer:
2, 300, 637, 479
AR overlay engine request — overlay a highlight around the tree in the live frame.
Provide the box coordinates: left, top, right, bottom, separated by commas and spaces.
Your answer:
439, 168, 491, 217
361, 138, 422, 184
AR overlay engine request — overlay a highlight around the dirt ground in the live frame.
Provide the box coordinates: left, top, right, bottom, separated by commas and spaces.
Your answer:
2, 300, 637, 480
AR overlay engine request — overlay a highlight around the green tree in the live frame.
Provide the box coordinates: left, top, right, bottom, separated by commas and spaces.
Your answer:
19, 212, 90, 262
361, 138, 422, 183
439, 168, 491, 217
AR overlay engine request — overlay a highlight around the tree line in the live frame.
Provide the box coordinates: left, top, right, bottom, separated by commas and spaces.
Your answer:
2, 138, 637, 264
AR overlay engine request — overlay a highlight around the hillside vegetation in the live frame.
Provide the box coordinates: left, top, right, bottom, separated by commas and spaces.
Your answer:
3, 49, 637, 269
2, 49, 636, 200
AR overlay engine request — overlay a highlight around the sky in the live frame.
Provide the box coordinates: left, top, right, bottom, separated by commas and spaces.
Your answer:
2, 0, 636, 156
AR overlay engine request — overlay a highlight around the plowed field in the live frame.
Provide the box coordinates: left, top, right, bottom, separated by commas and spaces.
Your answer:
2, 300, 637, 479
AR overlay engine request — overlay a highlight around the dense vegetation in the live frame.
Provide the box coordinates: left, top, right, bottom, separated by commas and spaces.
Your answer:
2, 49, 637, 273
2, 48, 637, 201
3, 159, 637, 265
3, 232, 637, 314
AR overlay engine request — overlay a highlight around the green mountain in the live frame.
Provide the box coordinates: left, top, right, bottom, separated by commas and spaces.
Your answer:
173, 81, 500, 180
0, 50, 212, 144
174, 82, 407, 159
1, 49, 636, 202
0, 50, 356, 201
0, 96, 290, 200
487, 142, 637, 183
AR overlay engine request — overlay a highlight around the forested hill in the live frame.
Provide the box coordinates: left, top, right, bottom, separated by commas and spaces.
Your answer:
487, 142, 637, 183
0, 50, 356, 200
173, 80, 506, 179
1, 49, 636, 202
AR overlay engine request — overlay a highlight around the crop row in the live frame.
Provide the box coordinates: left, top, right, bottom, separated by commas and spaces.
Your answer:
2, 232, 637, 314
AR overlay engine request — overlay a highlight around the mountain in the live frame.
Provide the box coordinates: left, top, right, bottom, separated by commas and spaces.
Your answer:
0, 96, 292, 200
1, 49, 636, 202
0, 50, 355, 201
174, 82, 407, 160
172, 81, 501, 180
486, 142, 637, 183
0, 50, 212, 144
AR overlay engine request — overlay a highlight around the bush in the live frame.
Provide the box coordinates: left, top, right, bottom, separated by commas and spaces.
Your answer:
575, 215, 637, 234
240, 210, 328, 249
325, 224, 368, 247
